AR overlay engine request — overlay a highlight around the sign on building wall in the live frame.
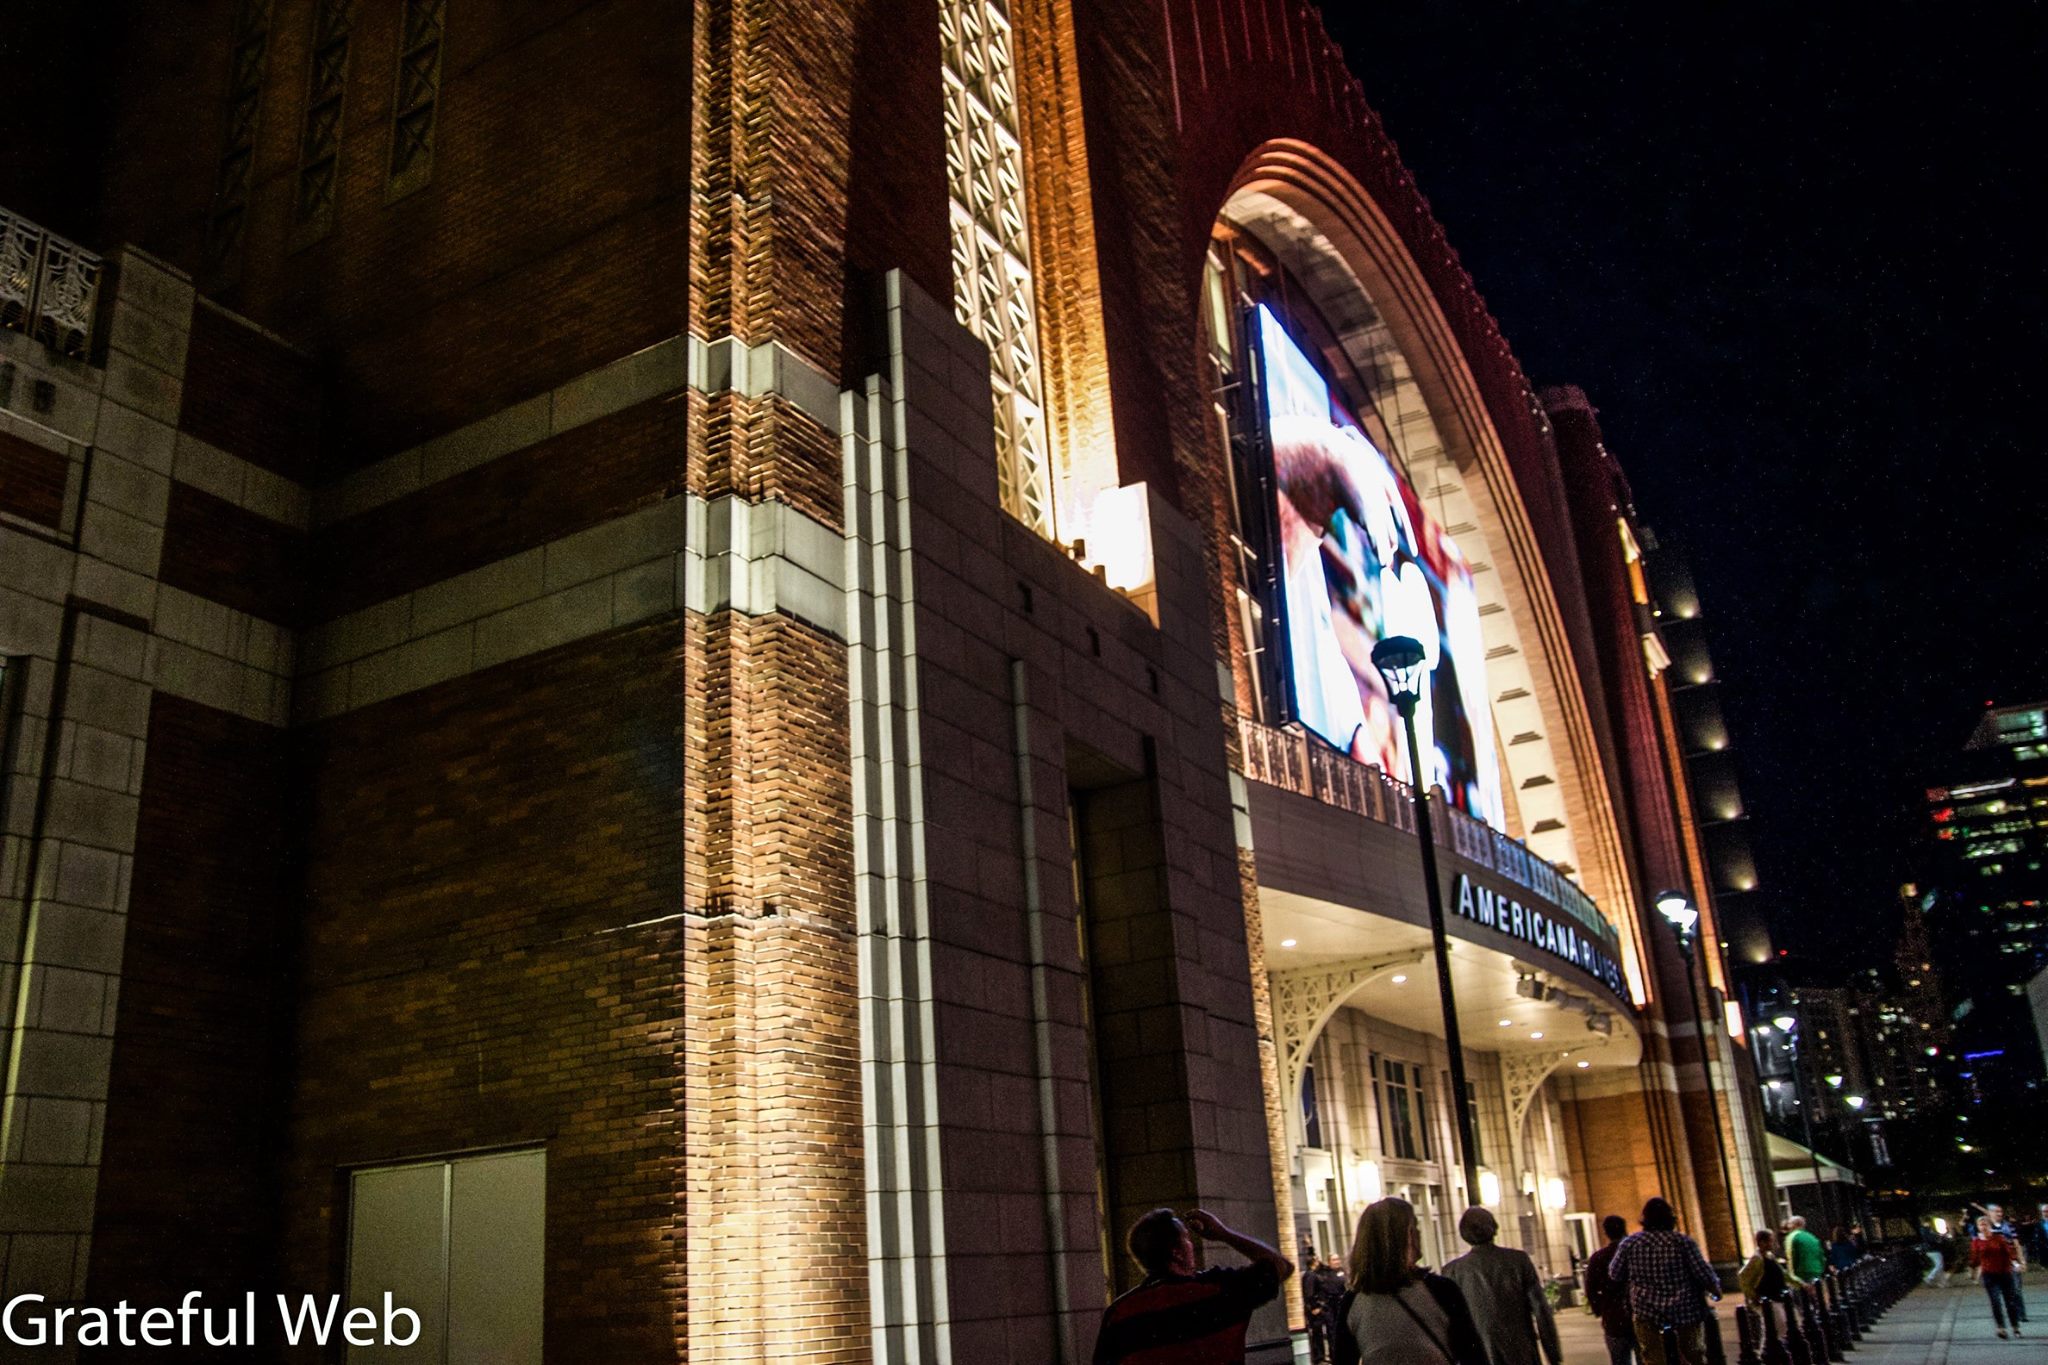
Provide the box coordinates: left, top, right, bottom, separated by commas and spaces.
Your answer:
1453, 873, 1627, 999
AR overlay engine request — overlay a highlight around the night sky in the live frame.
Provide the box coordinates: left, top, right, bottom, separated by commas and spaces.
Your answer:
1315, 3, 2048, 963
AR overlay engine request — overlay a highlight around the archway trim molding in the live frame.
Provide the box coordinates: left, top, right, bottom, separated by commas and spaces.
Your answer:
1213, 138, 1653, 1009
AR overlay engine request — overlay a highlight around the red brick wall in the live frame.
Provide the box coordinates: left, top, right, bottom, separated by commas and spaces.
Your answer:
159, 482, 305, 626
841, 0, 951, 369
278, 618, 686, 1360
0, 429, 68, 527
306, 393, 685, 623
100, 0, 692, 470
179, 301, 322, 482
87, 694, 296, 1336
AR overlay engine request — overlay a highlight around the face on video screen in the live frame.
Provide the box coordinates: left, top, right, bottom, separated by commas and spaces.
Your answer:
1257, 304, 1505, 831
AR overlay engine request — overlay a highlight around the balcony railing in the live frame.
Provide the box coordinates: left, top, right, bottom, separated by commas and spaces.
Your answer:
0, 208, 102, 360
1238, 716, 1621, 950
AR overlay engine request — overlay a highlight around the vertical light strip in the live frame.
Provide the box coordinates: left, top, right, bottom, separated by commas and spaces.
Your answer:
938, 0, 1055, 539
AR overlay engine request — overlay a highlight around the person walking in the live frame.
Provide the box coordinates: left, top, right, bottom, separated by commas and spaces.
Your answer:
1330, 1196, 1489, 1365
1608, 1197, 1723, 1365
1091, 1207, 1291, 1365
1584, 1214, 1640, 1365
2025, 1204, 2048, 1274
1971, 1214, 2026, 1339
1782, 1215, 1826, 1287
1441, 1206, 1562, 1365
1737, 1229, 1805, 1304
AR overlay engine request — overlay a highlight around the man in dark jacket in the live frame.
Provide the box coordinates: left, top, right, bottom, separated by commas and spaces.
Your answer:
1305, 1256, 1347, 1362
1582, 1214, 1637, 1364
1442, 1207, 1562, 1365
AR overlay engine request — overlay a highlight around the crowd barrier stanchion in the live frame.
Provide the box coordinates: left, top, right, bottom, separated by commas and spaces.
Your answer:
1824, 1272, 1855, 1350
1760, 1299, 1793, 1365
1797, 1287, 1832, 1363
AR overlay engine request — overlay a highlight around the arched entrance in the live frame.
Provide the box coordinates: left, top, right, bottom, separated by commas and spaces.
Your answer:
1198, 143, 1649, 1281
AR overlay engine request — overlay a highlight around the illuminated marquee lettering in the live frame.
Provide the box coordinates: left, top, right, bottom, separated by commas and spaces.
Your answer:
1454, 873, 1625, 996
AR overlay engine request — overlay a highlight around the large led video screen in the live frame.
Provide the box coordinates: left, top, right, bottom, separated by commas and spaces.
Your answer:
1256, 303, 1506, 831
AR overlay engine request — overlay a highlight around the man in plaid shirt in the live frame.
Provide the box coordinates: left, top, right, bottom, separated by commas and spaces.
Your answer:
1608, 1197, 1723, 1365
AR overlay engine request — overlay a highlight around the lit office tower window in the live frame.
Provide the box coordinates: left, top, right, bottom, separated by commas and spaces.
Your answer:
940, 0, 1054, 539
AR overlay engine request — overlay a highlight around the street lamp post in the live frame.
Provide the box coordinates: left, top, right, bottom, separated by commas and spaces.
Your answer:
1372, 636, 1483, 1209
1774, 1011, 1833, 1232
1656, 890, 1746, 1260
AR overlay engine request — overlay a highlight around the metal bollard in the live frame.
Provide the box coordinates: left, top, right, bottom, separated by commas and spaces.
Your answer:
1760, 1298, 1793, 1365
1824, 1273, 1855, 1350
1798, 1287, 1834, 1363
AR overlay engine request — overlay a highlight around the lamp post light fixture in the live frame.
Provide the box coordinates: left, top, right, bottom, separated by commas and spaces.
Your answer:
1773, 1009, 1835, 1231
1371, 635, 1482, 1208
1654, 889, 1745, 1257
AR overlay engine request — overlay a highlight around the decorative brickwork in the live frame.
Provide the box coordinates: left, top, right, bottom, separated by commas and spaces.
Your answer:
681, 604, 870, 1362
940, 0, 1055, 536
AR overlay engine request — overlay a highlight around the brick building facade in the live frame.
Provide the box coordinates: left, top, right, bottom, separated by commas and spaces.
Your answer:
0, 1, 1770, 1360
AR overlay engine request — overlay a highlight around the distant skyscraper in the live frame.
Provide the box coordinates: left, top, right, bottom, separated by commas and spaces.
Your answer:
1924, 702, 2048, 1083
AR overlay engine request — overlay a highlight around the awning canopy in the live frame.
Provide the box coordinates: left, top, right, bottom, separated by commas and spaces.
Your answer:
1767, 1131, 1860, 1188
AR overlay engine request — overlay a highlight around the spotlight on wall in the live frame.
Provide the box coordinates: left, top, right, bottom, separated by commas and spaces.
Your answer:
1478, 1170, 1502, 1207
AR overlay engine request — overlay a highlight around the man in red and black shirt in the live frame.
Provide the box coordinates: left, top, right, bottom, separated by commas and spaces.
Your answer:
1092, 1207, 1293, 1365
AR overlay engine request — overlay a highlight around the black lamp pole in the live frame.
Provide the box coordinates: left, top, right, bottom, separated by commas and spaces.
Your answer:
1777, 1012, 1833, 1232
1373, 637, 1483, 1209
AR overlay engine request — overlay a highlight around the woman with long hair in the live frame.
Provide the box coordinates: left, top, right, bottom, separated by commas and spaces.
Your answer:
1331, 1197, 1488, 1365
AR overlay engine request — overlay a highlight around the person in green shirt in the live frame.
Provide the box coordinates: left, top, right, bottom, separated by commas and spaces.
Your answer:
1783, 1216, 1827, 1284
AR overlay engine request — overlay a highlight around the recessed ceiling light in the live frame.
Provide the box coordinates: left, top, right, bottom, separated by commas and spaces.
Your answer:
1577, 1060, 1591, 1069
1499, 1019, 1513, 1027
1530, 1031, 1545, 1040
1280, 939, 1298, 948
1391, 974, 1408, 984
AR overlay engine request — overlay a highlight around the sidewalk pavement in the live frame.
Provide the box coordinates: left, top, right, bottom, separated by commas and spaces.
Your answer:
1551, 1279, 2036, 1364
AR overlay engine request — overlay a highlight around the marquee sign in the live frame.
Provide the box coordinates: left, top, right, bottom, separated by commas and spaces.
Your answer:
1453, 873, 1626, 999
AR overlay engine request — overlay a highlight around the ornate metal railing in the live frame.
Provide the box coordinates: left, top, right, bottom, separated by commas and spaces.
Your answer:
0, 208, 102, 360
1237, 716, 1620, 949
